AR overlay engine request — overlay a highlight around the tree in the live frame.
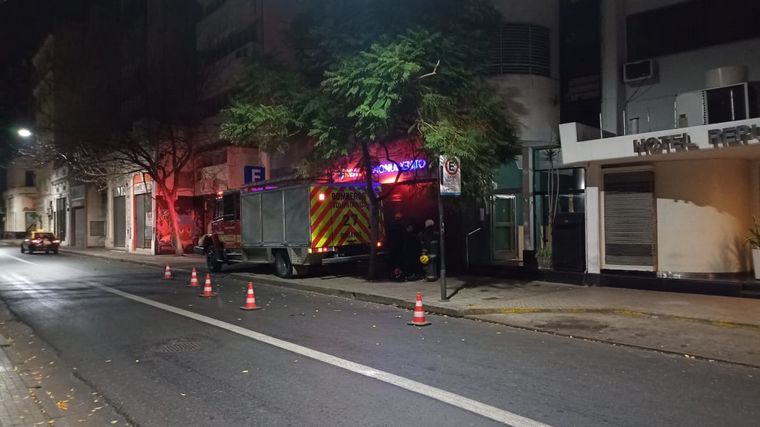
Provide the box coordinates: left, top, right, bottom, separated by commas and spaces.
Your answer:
221, 0, 518, 279
62, 120, 219, 256
7, 0, 206, 256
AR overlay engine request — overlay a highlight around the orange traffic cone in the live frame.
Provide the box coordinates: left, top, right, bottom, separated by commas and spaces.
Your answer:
408, 292, 431, 326
240, 282, 261, 311
187, 267, 199, 288
199, 273, 215, 297
164, 264, 173, 280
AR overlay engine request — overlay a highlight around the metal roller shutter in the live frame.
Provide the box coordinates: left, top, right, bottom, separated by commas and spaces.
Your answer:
603, 171, 655, 267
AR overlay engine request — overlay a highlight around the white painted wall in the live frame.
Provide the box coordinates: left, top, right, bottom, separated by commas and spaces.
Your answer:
3, 191, 37, 233
655, 159, 752, 273
585, 164, 602, 274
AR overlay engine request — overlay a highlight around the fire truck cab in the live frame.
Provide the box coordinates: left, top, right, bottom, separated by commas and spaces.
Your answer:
196, 180, 381, 278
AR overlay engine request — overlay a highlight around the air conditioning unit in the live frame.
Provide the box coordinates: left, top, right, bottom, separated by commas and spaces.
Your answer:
623, 59, 655, 83
674, 82, 760, 127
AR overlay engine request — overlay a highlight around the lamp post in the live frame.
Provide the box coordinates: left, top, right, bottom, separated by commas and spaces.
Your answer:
17, 128, 33, 138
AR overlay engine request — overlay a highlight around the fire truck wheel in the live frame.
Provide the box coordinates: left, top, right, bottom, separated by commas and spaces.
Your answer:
206, 246, 222, 272
274, 251, 293, 278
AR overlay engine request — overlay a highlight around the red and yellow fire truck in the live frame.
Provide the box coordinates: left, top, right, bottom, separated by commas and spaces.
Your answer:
196, 179, 382, 277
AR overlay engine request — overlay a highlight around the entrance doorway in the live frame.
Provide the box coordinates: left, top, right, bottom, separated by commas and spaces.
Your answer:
72, 207, 85, 248
492, 195, 518, 261
134, 193, 152, 249
113, 196, 126, 247
602, 170, 656, 270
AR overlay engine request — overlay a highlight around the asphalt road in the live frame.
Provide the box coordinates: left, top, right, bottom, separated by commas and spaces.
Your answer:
0, 247, 758, 427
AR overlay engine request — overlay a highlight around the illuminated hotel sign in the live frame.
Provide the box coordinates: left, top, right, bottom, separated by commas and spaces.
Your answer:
634, 124, 760, 156
707, 124, 760, 148
559, 117, 760, 165
633, 133, 699, 155
336, 159, 427, 180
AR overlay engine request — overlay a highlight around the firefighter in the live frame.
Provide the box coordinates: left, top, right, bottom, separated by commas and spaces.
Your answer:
388, 212, 406, 281
420, 219, 439, 281
403, 224, 422, 280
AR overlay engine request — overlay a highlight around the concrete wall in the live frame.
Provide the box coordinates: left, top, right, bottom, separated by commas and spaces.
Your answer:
625, 38, 760, 133
3, 190, 37, 233
227, 146, 262, 189
86, 185, 106, 247
35, 165, 55, 233
489, 75, 559, 144
626, 0, 690, 15
491, 0, 560, 80
655, 159, 752, 273
197, 0, 299, 100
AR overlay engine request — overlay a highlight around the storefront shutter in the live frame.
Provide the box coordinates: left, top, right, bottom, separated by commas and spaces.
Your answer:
603, 171, 655, 268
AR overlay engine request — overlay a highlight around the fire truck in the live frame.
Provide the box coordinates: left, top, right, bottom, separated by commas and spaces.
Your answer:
196, 179, 382, 277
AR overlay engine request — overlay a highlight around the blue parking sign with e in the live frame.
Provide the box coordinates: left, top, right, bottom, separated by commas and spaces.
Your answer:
244, 166, 266, 184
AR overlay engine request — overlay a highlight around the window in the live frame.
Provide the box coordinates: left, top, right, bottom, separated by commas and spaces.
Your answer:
222, 193, 240, 220
25, 171, 36, 187
487, 23, 550, 76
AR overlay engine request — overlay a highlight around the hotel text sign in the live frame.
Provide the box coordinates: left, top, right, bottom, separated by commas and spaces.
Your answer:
634, 124, 760, 156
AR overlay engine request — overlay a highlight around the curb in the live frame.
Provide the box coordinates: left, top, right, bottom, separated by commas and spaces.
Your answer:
60, 249, 760, 368
63, 248, 760, 329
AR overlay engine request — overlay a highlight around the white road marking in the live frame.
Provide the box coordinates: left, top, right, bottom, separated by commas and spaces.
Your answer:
86, 282, 551, 427
0, 253, 36, 264
0, 251, 548, 426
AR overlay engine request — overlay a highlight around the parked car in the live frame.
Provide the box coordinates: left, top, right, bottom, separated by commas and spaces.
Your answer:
20, 231, 60, 254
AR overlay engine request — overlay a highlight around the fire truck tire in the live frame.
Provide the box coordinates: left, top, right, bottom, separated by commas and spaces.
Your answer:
206, 245, 223, 272
274, 251, 293, 278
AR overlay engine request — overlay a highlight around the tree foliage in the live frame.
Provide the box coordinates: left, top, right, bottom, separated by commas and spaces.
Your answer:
221, 0, 519, 277
223, 0, 517, 196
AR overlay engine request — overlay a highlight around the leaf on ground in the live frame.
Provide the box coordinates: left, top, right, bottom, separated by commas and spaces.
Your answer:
56, 400, 69, 411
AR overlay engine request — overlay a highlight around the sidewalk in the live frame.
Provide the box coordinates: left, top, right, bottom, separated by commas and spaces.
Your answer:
54, 246, 760, 368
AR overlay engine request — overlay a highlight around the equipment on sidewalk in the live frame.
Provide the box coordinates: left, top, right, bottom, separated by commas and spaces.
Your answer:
240, 282, 261, 311
187, 267, 199, 288
164, 264, 173, 280
408, 292, 431, 326
199, 273, 216, 297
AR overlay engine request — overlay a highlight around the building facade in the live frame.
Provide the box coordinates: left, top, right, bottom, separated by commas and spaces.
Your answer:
456, 0, 562, 270
25, 3, 113, 248
559, 0, 760, 282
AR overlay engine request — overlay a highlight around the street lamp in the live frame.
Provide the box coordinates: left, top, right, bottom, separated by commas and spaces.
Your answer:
17, 128, 33, 138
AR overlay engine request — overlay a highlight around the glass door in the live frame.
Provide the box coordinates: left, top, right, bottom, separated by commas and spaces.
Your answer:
492, 195, 517, 260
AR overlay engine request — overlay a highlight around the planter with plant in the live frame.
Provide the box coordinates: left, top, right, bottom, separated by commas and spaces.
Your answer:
746, 216, 760, 279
